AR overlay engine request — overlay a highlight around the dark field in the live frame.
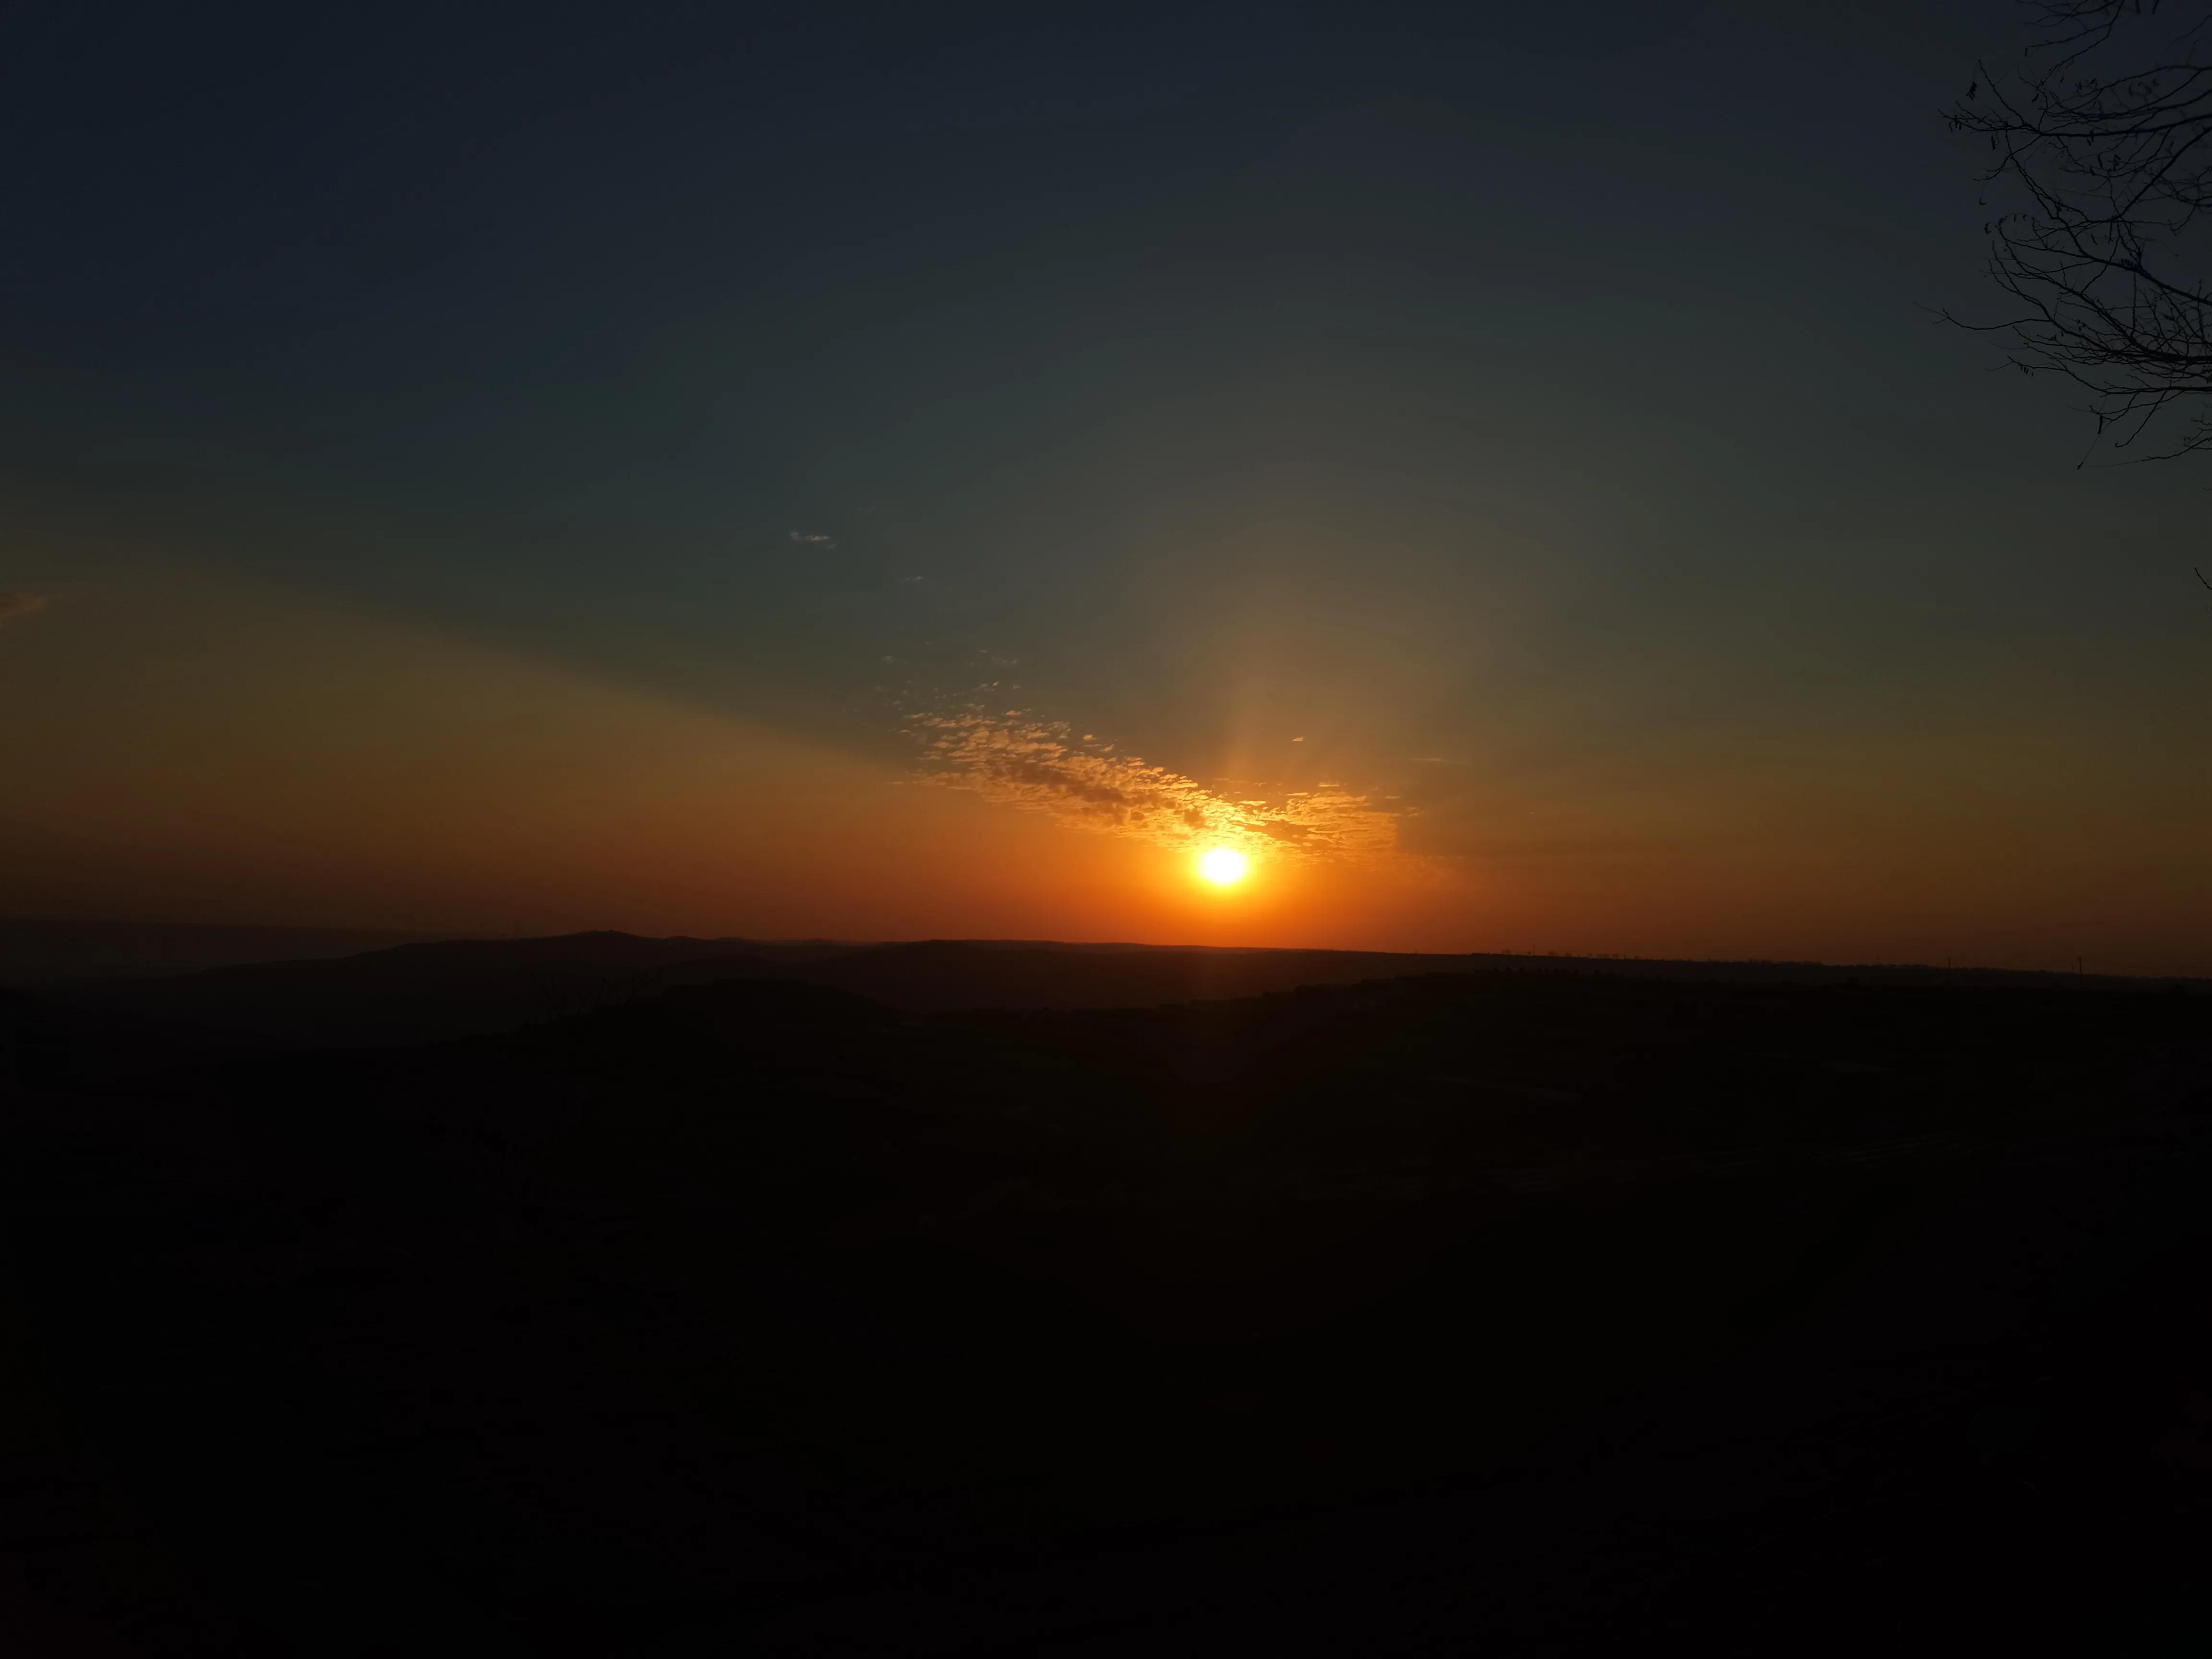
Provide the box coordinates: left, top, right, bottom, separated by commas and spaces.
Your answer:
3, 938, 2208, 1653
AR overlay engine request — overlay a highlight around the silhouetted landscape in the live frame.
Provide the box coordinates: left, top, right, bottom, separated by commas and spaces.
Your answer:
4, 936, 2206, 1652
14, 1, 2212, 1650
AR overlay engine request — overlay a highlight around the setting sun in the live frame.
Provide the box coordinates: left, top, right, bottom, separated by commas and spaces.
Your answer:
1198, 847, 1250, 885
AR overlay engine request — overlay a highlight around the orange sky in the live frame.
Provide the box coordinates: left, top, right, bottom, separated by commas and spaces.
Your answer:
5, 559, 2209, 977
11, 3, 2212, 985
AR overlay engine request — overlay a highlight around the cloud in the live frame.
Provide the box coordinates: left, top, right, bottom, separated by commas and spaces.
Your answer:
0, 593, 47, 625
910, 708, 1403, 863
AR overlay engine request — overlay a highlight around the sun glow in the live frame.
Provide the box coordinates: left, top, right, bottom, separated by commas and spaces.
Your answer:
1198, 847, 1250, 886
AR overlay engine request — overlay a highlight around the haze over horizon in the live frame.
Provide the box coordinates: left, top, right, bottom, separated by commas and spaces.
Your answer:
7, 0, 2210, 974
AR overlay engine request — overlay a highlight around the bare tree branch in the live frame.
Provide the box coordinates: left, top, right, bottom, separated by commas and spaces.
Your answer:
1949, 1, 2212, 457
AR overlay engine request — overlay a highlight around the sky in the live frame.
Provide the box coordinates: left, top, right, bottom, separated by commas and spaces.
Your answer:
5, 0, 2210, 971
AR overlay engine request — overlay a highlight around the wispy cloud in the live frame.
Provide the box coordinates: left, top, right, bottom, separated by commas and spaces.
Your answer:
0, 593, 47, 625
910, 708, 1402, 862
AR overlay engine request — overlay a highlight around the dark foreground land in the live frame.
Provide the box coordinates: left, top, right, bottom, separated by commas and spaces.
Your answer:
2, 937, 2208, 1653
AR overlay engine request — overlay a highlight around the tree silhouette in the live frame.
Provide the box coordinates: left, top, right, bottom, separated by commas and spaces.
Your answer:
1951, 1, 2212, 458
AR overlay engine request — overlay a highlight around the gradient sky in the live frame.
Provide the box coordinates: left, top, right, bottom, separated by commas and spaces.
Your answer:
6, 0, 2210, 971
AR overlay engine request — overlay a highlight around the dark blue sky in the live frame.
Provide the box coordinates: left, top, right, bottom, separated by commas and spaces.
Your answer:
6, 0, 2208, 965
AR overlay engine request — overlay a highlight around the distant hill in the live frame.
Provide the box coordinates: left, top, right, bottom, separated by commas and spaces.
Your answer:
34, 930, 848, 1050
0, 916, 445, 984
36, 930, 2199, 1052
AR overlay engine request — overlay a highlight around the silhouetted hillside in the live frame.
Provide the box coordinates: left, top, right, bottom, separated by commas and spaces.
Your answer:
36, 931, 853, 1051
39, 931, 2196, 1055
0, 917, 441, 984
3, 966, 2207, 1653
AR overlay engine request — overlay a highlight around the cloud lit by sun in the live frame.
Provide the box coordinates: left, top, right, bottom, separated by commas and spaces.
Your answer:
1199, 847, 1249, 885
905, 709, 1401, 865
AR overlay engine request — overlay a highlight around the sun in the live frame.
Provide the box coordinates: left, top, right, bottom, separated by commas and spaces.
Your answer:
1198, 846, 1250, 886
